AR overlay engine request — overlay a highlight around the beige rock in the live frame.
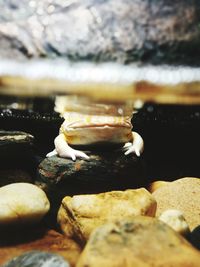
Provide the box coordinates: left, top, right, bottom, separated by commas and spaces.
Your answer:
148, 180, 170, 193
77, 216, 200, 267
0, 183, 50, 224
153, 177, 200, 230
57, 188, 156, 243
159, 209, 190, 236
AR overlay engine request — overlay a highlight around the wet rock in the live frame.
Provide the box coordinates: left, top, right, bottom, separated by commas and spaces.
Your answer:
36, 150, 146, 203
0, 109, 61, 155
0, 130, 37, 180
57, 188, 156, 243
0, 130, 34, 160
2, 251, 70, 267
0, 183, 50, 225
0, 0, 199, 65
77, 216, 200, 267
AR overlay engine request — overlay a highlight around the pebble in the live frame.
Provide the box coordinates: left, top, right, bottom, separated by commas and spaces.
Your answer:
2, 250, 70, 267
0, 183, 50, 225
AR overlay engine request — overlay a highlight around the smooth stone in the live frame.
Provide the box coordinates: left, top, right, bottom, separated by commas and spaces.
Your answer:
2, 251, 70, 267
0, 183, 50, 225
0, 0, 199, 65
77, 216, 200, 267
0, 228, 81, 266
57, 188, 156, 243
152, 177, 200, 230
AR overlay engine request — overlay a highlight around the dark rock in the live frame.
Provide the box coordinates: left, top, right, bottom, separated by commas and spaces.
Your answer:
36, 150, 146, 211
0, 0, 199, 65
0, 130, 34, 162
0, 130, 37, 181
0, 130, 33, 147
0, 108, 62, 155
2, 250, 70, 267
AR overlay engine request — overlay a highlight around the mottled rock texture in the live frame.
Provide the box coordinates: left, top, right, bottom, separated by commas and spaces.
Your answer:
77, 216, 200, 267
0, 0, 199, 65
2, 251, 70, 267
57, 188, 156, 243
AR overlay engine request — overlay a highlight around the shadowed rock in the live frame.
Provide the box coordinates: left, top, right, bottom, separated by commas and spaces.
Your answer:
37, 150, 146, 196
0, 130, 36, 185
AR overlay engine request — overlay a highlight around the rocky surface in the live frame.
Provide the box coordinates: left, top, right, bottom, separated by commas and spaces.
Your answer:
36, 151, 146, 216
77, 216, 200, 267
148, 180, 170, 193
159, 209, 190, 237
57, 188, 156, 243
1, 104, 200, 183
152, 177, 200, 231
2, 251, 70, 267
0, 183, 50, 225
0, 109, 61, 155
0, 130, 37, 184
0, 0, 199, 65
0, 227, 81, 266
0, 130, 34, 163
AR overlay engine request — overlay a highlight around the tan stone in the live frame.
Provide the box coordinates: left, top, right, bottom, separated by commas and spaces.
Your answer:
57, 188, 156, 243
77, 216, 200, 267
152, 177, 200, 230
0, 183, 50, 224
148, 180, 170, 193
159, 209, 190, 236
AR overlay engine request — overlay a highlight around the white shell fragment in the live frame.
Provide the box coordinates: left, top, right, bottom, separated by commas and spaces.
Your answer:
0, 183, 50, 225
159, 209, 190, 236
